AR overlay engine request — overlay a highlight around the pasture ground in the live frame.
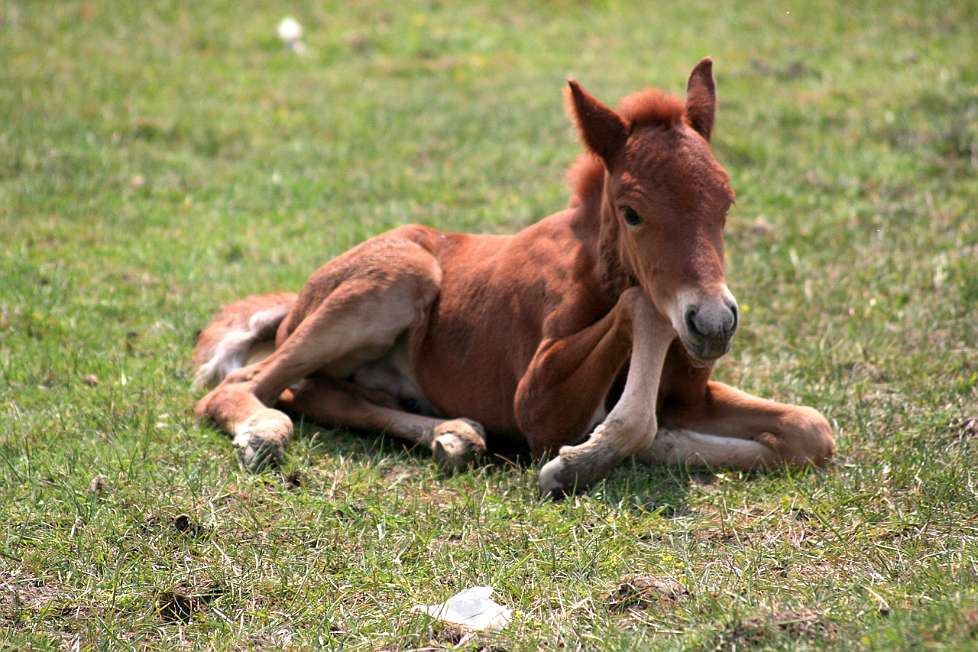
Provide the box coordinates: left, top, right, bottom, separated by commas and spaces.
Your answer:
1, 1, 976, 649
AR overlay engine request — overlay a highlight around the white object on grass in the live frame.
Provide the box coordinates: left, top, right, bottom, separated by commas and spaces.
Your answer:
277, 17, 303, 44
276, 17, 307, 54
411, 586, 513, 631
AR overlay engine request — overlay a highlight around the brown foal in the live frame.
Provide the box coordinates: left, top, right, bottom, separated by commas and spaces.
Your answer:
193, 58, 834, 496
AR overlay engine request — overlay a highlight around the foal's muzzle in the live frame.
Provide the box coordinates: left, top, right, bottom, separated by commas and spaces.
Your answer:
682, 298, 738, 361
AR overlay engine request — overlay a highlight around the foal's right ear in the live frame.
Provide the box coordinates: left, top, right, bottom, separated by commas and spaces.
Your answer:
686, 57, 716, 141
566, 80, 629, 168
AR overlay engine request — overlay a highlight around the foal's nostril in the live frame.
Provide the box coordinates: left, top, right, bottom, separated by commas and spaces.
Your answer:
725, 304, 739, 335
685, 308, 702, 337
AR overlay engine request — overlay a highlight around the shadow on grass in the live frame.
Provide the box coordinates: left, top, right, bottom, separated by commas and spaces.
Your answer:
585, 461, 714, 518
285, 417, 709, 517
289, 416, 536, 480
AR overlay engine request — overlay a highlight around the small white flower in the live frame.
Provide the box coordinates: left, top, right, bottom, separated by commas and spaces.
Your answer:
277, 17, 303, 44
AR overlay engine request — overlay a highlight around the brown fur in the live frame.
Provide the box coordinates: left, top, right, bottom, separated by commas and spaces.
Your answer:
192, 58, 834, 493
618, 88, 685, 128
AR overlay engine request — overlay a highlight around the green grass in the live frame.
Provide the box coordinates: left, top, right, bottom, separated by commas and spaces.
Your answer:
2, 0, 977, 648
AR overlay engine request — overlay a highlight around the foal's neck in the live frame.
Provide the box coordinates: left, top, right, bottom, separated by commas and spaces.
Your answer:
592, 183, 635, 298
564, 155, 636, 300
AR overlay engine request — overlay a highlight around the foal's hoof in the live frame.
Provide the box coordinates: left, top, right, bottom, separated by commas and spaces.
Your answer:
232, 409, 293, 472
538, 453, 607, 499
431, 419, 487, 474
538, 456, 575, 499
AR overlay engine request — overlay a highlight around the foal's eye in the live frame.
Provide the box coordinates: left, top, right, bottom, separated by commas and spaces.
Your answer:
622, 206, 643, 227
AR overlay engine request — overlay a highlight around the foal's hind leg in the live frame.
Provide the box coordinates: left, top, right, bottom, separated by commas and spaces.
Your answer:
195, 238, 445, 471
277, 379, 487, 473
637, 381, 834, 470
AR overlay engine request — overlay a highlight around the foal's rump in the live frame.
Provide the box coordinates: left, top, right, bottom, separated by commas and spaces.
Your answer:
192, 292, 297, 388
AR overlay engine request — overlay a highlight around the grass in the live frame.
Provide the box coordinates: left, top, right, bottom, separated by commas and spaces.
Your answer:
1, 0, 976, 648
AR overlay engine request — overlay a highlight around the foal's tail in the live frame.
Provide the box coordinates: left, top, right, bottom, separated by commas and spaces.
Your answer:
192, 292, 297, 389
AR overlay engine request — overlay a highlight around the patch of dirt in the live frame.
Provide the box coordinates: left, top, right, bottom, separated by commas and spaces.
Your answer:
717, 609, 835, 649
156, 589, 199, 623
155, 583, 224, 624
0, 569, 69, 622
606, 575, 689, 612
172, 514, 207, 537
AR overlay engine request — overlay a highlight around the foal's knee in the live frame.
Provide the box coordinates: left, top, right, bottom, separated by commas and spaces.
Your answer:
780, 406, 835, 467
757, 407, 834, 468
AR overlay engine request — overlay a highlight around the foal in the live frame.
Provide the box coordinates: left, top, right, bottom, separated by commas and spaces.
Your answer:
193, 59, 834, 496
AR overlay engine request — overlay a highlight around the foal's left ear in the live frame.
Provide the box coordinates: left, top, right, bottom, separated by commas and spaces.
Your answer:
566, 80, 629, 168
686, 57, 716, 141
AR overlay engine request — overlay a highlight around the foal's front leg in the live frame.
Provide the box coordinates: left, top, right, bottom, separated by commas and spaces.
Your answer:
519, 290, 674, 497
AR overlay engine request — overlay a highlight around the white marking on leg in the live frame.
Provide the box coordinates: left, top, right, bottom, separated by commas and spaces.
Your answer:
539, 294, 674, 494
194, 306, 289, 388
636, 428, 776, 469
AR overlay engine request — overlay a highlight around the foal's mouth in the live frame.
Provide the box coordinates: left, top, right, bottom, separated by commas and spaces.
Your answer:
680, 336, 731, 366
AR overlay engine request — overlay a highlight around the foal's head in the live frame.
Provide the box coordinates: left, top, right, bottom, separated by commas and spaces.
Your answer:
568, 58, 738, 361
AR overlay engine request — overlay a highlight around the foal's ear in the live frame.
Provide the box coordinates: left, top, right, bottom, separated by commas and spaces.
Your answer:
686, 57, 716, 141
566, 80, 629, 168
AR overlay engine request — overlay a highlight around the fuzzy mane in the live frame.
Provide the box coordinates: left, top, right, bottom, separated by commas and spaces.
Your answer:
566, 153, 605, 208
567, 88, 686, 206
617, 88, 685, 129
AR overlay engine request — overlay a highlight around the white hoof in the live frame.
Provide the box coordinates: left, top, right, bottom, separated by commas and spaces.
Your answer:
431, 419, 486, 473
538, 440, 621, 498
538, 455, 570, 498
232, 409, 292, 472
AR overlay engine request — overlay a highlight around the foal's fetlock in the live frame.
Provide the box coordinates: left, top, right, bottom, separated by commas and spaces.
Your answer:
233, 408, 293, 472
430, 419, 487, 474
538, 422, 636, 498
